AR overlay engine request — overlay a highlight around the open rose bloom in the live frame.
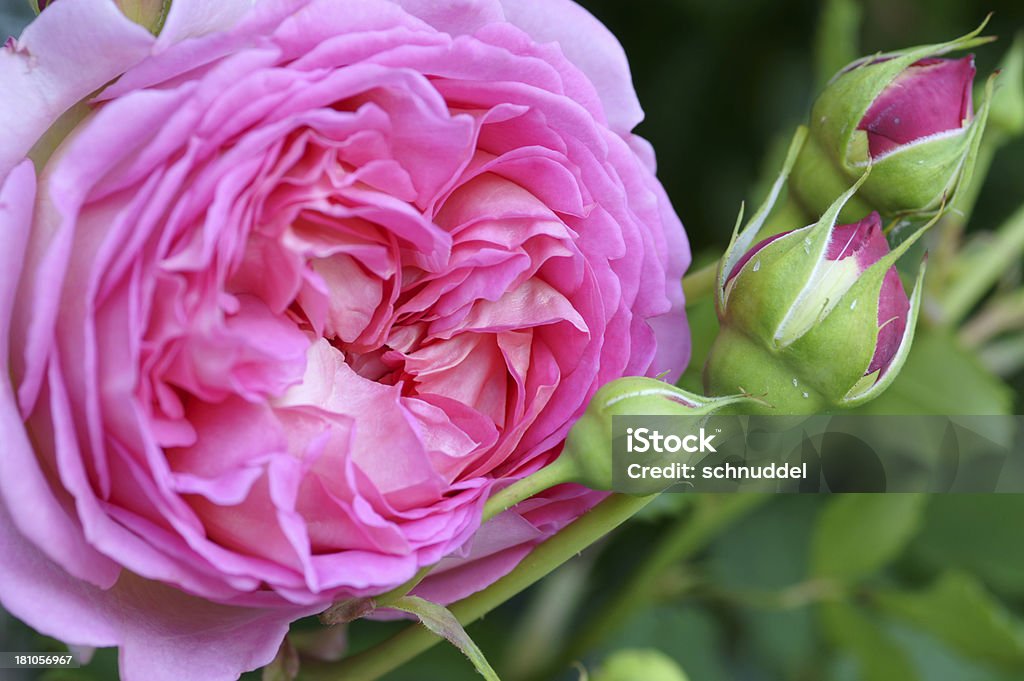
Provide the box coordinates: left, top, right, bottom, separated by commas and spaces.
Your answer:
0, 0, 688, 678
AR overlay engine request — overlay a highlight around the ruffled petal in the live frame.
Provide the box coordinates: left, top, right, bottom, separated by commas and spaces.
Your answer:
496, 0, 645, 134
0, 0, 154, 181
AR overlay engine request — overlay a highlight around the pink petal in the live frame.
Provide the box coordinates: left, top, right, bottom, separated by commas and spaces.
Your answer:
871, 267, 910, 375
0, 497, 121, 648
859, 56, 975, 158
726, 231, 791, 283
156, 0, 262, 47
0, 161, 35, 361
824, 213, 909, 375
413, 484, 602, 603
391, 0, 505, 37
826, 211, 884, 266
0, 162, 122, 589
0, 503, 315, 681
0, 0, 154, 182
496, 0, 645, 134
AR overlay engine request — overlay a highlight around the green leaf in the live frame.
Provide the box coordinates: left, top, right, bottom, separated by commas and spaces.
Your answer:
710, 496, 820, 590
875, 572, 1024, 670
706, 497, 822, 678
945, 202, 1024, 325
821, 603, 920, 681
389, 596, 501, 681
811, 495, 926, 582
910, 496, 1024, 597
885, 624, 1022, 681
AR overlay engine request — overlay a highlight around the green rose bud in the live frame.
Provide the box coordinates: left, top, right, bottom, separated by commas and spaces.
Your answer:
481, 378, 756, 519
593, 649, 690, 681
705, 148, 935, 414
788, 22, 994, 223
562, 377, 755, 490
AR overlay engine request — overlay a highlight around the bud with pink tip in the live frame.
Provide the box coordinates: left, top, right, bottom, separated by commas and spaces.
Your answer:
789, 23, 994, 222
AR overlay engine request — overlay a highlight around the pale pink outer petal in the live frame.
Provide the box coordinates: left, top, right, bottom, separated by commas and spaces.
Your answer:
412, 485, 603, 603
0, 0, 155, 183
156, 0, 263, 47
496, 0, 645, 135
390, 0, 505, 35
646, 175, 691, 378
0, 162, 33, 363
0, 163, 313, 681
0, 161, 123, 589
113, 576, 319, 681
0, 508, 316, 681
0, 496, 120, 649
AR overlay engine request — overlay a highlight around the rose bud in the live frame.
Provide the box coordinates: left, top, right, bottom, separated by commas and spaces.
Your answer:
559, 377, 756, 491
594, 649, 691, 681
788, 25, 994, 222
705, 171, 932, 413
478, 377, 754, 519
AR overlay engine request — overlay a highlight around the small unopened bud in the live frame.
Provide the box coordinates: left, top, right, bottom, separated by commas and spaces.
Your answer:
481, 379, 755, 519
705, 164, 934, 414
789, 22, 994, 222
563, 377, 754, 490
593, 650, 690, 681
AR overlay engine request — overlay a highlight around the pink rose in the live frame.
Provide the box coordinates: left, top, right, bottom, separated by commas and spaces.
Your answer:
0, 1, 689, 679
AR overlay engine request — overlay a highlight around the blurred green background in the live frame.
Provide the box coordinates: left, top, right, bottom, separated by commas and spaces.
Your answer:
2, 0, 1023, 680
583, 0, 1024, 258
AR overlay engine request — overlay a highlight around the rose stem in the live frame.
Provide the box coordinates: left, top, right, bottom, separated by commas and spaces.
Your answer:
479, 457, 579, 523
300, 493, 656, 681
